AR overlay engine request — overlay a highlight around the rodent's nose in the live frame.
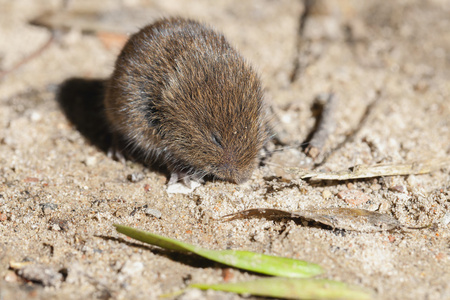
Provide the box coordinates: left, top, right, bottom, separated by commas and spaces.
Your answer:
219, 164, 251, 184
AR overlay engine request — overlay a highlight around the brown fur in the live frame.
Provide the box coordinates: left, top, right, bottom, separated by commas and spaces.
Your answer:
104, 17, 270, 184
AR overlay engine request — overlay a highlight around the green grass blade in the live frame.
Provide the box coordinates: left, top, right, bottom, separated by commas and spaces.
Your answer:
190, 278, 373, 300
114, 224, 192, 253
114, 224, 323, 278
193, 248, 322, 278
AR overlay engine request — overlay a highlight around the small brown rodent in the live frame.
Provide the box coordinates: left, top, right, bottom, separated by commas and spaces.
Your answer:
104, 17, 270, 184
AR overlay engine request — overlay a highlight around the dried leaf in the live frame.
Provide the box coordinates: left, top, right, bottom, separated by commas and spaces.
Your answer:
224, 208, 401, 232
288, 158, 450, 180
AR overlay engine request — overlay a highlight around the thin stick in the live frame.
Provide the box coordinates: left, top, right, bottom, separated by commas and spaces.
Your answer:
305, 93, 338, 159
287, 158, 450, 180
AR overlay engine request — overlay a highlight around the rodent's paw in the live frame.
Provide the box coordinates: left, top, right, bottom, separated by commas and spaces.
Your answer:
107, 146, 126, 164
167, 172, 203, 194
106, 133, 127, 164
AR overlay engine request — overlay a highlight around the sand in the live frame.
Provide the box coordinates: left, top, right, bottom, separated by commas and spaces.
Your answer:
0, 1, 449, 299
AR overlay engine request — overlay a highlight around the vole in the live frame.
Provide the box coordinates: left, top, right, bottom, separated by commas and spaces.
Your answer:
104, 17, 270, 185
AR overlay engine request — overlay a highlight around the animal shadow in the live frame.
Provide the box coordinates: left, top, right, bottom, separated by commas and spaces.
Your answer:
56, 77, 167, 176
57, 77, 111, 152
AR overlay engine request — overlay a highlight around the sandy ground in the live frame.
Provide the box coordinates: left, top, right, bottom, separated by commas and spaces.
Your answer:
0, 0, 449, 299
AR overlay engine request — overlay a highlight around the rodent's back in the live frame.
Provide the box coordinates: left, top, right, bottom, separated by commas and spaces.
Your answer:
104, 17, 269, 183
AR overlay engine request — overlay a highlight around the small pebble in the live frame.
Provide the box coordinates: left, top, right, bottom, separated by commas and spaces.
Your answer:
40, 203, 58, 215
24, 177, 39, 183
222, 268, 234, 282
51, 224, 61, 231
337, 190, 370, 206
441, 212, 450, 226
127, 172, 145, 182
4, 270, 20, 283
413, 80, 429, 93
407, 175, 421, 187
49, 218, 69, 231
389, 185, 407, 193
145, 208, 162, 219
322, 189, 332, 199
378, 201, 390, 212
17, 264, 63, 287
120, 260, 144, 276
114, 207, 128, 218
30, 111, 42, 122
84, 156, 97, 166
370, 183, 382, 191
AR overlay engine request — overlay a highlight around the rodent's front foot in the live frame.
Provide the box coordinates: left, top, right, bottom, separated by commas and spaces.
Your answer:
107, 147, 126, 164
166, 172, 203, 194
107, 134, 127, 164
168, 172, 205, 188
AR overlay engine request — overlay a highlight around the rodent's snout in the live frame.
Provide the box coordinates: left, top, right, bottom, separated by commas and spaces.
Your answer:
215, 162, 253, 184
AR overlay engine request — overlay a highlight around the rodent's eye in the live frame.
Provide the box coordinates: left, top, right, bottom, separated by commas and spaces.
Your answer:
211, 133, 223, 148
